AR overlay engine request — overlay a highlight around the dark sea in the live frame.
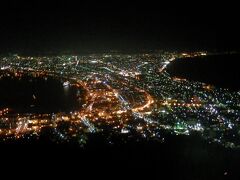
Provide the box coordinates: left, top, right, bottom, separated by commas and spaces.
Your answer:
167, 53, 240, 91
0, 75, 83, 113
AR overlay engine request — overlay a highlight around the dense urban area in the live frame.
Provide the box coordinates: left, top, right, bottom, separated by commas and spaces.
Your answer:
0, 51, 240, 149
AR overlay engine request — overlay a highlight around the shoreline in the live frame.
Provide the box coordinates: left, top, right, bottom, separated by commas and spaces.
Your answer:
166, 53, 240, 91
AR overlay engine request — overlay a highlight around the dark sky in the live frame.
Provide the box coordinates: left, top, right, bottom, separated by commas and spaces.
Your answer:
0, 1, 239, 53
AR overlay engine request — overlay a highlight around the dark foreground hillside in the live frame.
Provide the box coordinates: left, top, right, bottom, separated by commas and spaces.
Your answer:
0, 133, 239, 179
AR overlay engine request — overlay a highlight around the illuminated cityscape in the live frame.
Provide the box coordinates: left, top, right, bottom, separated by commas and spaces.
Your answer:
1, 51, 239, 149
0, 1, 240, 178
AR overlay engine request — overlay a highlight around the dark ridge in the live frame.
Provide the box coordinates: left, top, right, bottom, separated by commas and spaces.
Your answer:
0, 133, 240, 179
167, 53, 240, 90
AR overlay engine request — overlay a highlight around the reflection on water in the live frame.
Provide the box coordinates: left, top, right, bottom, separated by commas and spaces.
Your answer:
63, 85, 69, 94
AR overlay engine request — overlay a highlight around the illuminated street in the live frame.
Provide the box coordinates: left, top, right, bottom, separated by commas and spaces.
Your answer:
0, 51, 239, 149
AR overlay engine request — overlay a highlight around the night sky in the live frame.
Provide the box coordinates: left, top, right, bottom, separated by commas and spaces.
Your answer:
0, 1, 239, 54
